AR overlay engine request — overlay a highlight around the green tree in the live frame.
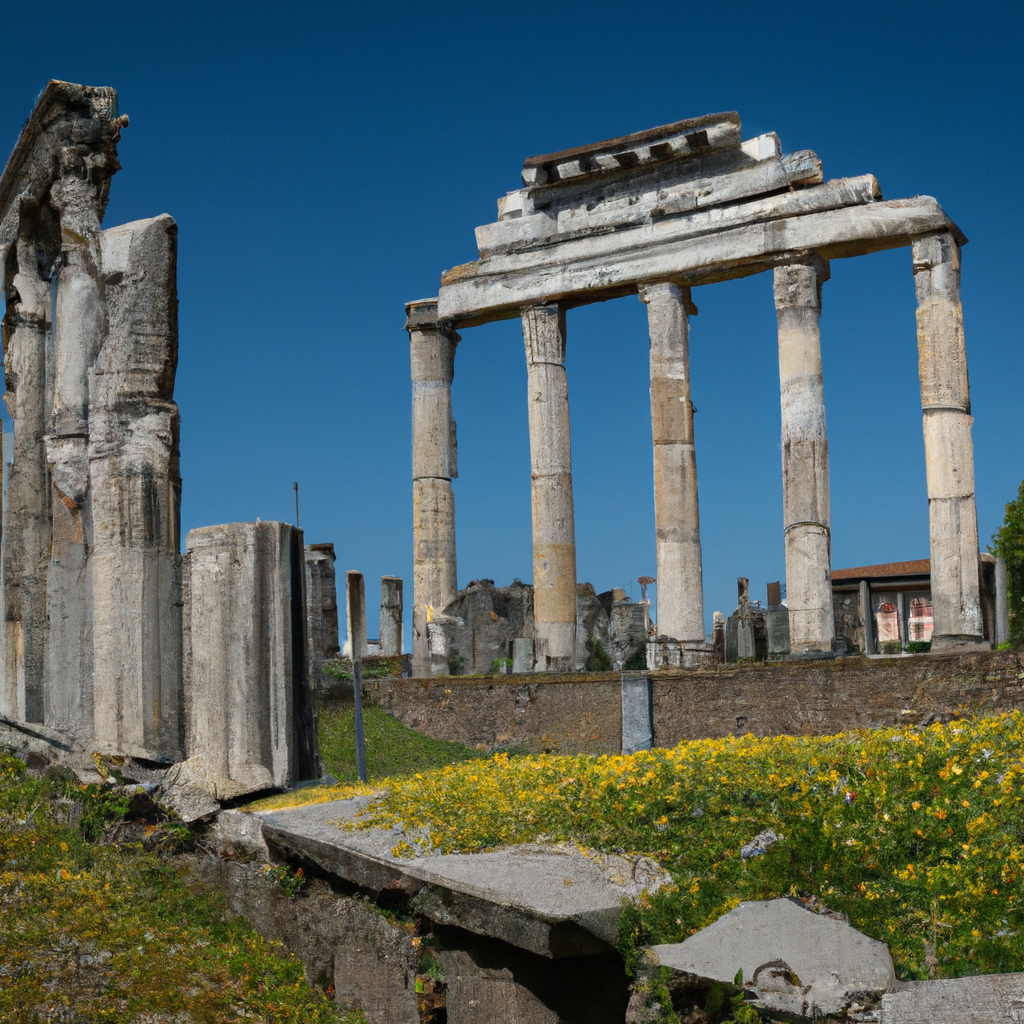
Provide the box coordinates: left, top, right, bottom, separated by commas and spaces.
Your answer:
990, 479, 1024, 645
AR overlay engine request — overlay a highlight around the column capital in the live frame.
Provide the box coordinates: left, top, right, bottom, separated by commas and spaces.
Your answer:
638, 280, 698, 316
774, 253, 830, 311
522, 303, 567, 366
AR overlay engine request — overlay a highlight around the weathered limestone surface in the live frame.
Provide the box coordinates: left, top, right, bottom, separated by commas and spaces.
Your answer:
304, 543, 340, 684
654, 898, 896, 1019
345, 569, 367, 660
378, 575, 403, 655
522, 303, 577, 670
775, 256, 835, 655
881, 971, 1024, 1023
0, 82, 182, 757
182, 522, 316, 801
407, 299, 459, 677
913, 231, 984, 648
259, 797, 671, 957
641, 281, 703, 644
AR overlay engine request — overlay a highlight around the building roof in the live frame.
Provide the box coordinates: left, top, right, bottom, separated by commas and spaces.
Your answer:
831, 560, 930, 581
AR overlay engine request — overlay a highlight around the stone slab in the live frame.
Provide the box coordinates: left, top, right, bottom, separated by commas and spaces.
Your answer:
621, 675, 653, 755
881, 972, 1024, 1023
653, 897, 896, 1019
257, 797, 670, 958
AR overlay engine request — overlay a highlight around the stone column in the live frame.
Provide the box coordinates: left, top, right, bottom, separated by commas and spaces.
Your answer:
859, 579, 875, 655
304, 543, 340, 685
774, 254, 835, 655
346, 570, 368, 661
0, 217, 55, 723
407, 299, 458, 677
522, 303, 577, 671
379, 576, 403, 655
912, 231, 985, 648
640, 282, 704, 644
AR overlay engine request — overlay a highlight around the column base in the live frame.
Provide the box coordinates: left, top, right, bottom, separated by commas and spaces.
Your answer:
929, 634, 990, 654
786, 649, 836, 662
646, 638, 714, 670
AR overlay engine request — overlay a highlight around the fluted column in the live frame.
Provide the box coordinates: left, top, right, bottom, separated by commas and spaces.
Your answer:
522, 303, 577, 671
640, 281, 704, 643
775, 254, 835, 655
407, 299, 459, 676
912, 232, 984, 648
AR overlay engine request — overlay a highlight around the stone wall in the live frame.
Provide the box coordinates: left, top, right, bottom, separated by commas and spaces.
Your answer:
366, 672, 623, 754
362, 650, 1024, 755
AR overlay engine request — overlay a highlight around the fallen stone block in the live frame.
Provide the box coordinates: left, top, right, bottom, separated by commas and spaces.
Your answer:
653, 896, 896, 1019
257, 797, 671, 958
881, 971, 1024, 1023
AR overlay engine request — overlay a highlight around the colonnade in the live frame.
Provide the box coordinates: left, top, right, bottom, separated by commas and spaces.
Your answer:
408, 230, 984, 673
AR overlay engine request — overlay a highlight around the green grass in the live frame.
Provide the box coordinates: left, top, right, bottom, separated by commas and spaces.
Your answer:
318, 702, 488, 782
0, 751, 364, 1023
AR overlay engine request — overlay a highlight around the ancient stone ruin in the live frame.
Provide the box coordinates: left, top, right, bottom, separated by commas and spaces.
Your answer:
409, 110, 987, 673
0, 82, 325, 805
0, 82, 183, 759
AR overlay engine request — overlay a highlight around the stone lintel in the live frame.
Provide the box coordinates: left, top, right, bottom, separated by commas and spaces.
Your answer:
439, 196, 966, 328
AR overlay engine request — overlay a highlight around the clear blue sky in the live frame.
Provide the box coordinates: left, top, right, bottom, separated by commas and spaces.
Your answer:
2, 1, 1021, 638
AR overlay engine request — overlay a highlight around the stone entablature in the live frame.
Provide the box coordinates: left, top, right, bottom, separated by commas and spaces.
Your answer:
409, 111, 985, 672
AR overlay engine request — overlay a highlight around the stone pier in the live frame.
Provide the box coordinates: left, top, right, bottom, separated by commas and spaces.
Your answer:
522, 303, 577, 671
406, 299, 459, 677
182, 521, 316, 797
775, 256, 835, 655
379, 575, 403, 655
912, 232, 984, 649
640, 282, 703, 645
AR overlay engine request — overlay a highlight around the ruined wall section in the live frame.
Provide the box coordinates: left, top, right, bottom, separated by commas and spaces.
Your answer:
0, 82, 183, 757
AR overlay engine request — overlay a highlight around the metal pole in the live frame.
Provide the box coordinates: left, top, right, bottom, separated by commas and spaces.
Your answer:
293, 481, 300, 528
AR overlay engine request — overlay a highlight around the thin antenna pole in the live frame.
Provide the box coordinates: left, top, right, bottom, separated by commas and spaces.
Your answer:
293, 481, 300, 528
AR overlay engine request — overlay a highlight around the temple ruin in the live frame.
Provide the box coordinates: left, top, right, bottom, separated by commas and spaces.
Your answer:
409, 111, 986, 673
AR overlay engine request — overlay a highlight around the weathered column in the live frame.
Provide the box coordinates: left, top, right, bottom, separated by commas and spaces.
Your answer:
90, 215, 183, 759
774, 254, 835, 655
346, 570, 368, 661
407, 299, 458, 677
640, 282, 704, 643
859, 579, 875, 654
0, 215, 56, 723
182, 521, 316, 797
912, 231, 985, 648
304, 543, 340, 685
379, 575, 403, 655
522, 303, 577, 671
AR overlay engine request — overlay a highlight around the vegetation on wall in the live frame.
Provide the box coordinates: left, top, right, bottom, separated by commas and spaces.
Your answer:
990, 477, 1024, 645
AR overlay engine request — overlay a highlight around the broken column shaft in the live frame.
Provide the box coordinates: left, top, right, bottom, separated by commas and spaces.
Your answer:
641, 282, 704, 644
407, 299, 458, 676
379, 575, 403, 656
912, 232, 984, 646
774, 255, 835, 655
522, 303, 577, 671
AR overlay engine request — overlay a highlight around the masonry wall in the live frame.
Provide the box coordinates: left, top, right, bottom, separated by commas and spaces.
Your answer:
365, 673, 623, 754
361, 651, 1024, 754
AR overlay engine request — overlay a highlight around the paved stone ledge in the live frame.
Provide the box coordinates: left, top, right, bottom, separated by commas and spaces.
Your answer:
257, 798, 671, 958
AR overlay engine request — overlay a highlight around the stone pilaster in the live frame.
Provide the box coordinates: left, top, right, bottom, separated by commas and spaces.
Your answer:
912, 232, 984, 648
407, 299, 459, 677
774, 255, 835, 655
640, 281, 704, 644
522, 303, 577, 671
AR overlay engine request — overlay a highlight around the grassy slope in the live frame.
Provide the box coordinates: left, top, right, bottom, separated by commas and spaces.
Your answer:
317, 702, 487, 782
0, 755, 363, 1024
267, 712, 1024, 981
